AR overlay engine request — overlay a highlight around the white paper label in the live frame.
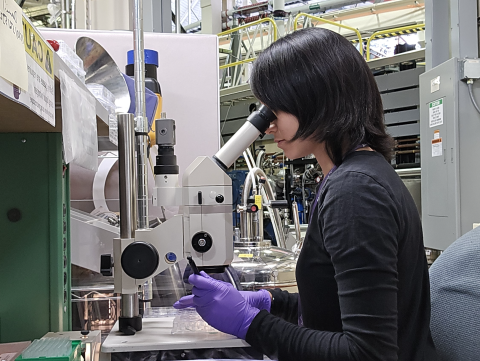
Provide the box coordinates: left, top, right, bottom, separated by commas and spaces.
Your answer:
429, 99, 444, 127
26, 54, 55, 126
0, 16, 55, 126
431, 76, 440, 93
432, 138, 442, 157
0, 0, 28, 91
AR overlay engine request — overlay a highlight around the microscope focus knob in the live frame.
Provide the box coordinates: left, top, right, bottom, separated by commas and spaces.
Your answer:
192, 232, 213, 253
121, 242, 160, 279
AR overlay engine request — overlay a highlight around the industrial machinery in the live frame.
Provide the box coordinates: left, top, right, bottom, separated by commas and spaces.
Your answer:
103, 104, 276, 335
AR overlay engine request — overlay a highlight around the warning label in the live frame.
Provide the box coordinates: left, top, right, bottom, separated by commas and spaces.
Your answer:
429, 99, 444, 128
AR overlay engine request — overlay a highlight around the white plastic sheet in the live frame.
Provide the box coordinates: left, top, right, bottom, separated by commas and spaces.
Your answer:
59, 69, 98, 171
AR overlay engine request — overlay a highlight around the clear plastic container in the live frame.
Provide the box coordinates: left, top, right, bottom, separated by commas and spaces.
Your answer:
86, 83, 116, 107
143, 306, 179, 318
171, 308, 219, 334
86, 83, 117, 144
56, 40, 86, 83
230, 243, 298, 291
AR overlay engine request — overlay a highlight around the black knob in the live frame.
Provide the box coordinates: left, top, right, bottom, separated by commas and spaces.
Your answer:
7, 208, 21, 222
121, 242, 159, 279
81, 330, 90, 336
192, 232, 213, 253
100, 254, 113, 276
215, 194, 224, 203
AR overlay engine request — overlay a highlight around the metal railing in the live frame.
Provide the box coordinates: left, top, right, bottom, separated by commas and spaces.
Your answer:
293, 13, 363, 55
218, 18, 278, 88
218, 16, 425, 88
366, 24, 426, 61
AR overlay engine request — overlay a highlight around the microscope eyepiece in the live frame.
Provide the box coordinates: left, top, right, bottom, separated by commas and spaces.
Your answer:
247, 105, 276, 136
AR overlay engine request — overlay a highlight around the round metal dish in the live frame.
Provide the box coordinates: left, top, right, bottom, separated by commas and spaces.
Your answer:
75, 37, 130, 112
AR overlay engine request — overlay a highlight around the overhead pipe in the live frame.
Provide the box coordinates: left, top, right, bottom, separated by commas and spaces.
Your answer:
287, 0, 371, 15
133, 0, 149, 230
222, 0, 383, 27
184, 20, 201, 31
223, 1, 269, 18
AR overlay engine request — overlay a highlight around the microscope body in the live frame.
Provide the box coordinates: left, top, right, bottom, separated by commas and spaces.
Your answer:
114, 152, 233, 295
112, 106, 275, 334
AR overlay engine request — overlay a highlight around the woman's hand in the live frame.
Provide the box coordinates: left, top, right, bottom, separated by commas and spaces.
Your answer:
174, 271, 260, 339
174, 287, 271, 312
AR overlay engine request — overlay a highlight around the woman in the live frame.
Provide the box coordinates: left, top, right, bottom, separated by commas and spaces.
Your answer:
175, 27, 437, 360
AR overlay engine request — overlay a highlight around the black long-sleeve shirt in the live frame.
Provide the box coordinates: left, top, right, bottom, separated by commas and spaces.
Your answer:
245, 151, 438, 361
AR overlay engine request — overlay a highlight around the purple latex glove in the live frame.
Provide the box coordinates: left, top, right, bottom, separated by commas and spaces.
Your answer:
174, 288, 271, 312
187, 271, 260, 339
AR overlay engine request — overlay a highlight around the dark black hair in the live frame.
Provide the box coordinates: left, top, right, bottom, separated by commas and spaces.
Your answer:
251, 27, 394, 165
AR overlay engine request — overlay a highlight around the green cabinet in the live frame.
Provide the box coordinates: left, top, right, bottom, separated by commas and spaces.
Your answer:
0, 133, 71, 342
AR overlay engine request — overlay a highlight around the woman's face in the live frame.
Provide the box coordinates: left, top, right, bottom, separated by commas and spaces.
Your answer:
265, 111, 319, 159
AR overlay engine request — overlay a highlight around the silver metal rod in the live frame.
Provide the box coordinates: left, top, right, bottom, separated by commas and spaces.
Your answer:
133, 0, 149, 229
292, 201, 301, 241
61, 0, 66, 28
118, 114, 137, 239
175, 0, 181, 33
71, 0, 76, 29
65, 0, 71, 28
121, 293, 139, 318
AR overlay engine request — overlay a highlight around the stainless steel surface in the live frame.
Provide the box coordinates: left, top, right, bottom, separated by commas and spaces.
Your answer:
231, 245, 297, 291
396, 168, 421, 177
240, 167, 286, 248
133, 0, 149, 230
75, 37, 130, 112
121, 293, 139, 318
118, 114, 137, 239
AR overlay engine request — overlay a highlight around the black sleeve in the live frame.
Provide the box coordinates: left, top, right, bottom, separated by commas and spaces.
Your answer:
246, 172, 400, 361
268, 288, 299, 324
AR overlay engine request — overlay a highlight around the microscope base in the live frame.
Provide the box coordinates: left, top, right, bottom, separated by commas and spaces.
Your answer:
119, 316, 143, 335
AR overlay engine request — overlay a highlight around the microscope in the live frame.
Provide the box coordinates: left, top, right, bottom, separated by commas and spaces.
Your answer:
102, 105, 276, 335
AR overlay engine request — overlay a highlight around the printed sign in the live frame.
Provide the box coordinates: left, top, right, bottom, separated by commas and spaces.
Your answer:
23, 16, 55, 125
429, 99, 444, 128
432, 137, 442, 157
254, 194, 262, 210
0, 0, 28, 90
